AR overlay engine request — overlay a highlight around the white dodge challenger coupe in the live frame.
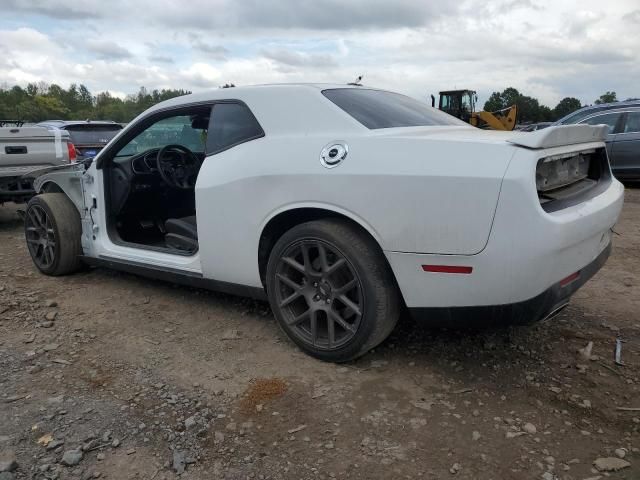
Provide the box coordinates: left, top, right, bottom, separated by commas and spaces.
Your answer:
24, 84, 624, 362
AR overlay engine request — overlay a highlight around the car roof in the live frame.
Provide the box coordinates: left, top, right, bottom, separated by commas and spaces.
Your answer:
556, 100, 640, 124
144, 83, 377, 112
37, 120, 120, 128
579, 105, 640, 118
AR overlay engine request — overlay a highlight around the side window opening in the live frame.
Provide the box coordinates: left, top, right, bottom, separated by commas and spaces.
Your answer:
117, 112, 209, 158
206, 102, 264, 154
105, 106, 212, 257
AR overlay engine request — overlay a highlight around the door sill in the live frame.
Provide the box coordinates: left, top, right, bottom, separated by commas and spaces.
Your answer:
81, 255, 267, 300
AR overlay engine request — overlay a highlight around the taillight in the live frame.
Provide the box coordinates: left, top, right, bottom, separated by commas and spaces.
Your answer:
536, 150, 592, 192
67, 142, 77, 163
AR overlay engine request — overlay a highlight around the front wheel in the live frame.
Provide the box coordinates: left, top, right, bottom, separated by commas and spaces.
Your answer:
266, 219, 400, 362
24, 193, 83, 276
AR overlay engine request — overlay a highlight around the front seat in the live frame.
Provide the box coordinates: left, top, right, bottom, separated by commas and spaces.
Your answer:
165, 216, 198, 252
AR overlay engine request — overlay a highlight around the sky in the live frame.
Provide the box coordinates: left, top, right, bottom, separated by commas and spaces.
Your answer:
0, 0, 638, 108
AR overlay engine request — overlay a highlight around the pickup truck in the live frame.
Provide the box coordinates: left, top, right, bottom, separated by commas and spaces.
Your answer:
0, 125, 73, 204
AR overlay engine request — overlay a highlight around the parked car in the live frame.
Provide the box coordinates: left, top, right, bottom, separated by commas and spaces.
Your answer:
24, 84, 624, 362
519, 122, 552, 132
555, 103, 640, 180
37, 120, 123, 162
555, 100, 640, 126
0, 125, 73, 204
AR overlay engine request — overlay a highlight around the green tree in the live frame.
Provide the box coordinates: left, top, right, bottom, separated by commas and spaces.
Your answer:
594, 91, 617, 104
538, 105, 553, 122
553, 97, 582, 119
0, 83, 190, 123
483, 87, 549, 123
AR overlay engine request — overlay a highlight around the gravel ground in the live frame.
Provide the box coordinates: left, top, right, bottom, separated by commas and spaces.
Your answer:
0, 187, 639, 480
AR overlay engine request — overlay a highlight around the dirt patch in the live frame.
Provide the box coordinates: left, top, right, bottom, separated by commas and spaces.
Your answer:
238, 377, 288, 414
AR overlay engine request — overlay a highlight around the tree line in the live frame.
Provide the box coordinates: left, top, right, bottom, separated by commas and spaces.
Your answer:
484, 88, 635, 123
0, 82, 190, 123
0, 82, 635, 124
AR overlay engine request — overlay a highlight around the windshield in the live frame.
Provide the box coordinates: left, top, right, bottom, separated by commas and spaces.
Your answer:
64, 125, 122, 145
322, 88, 468, 129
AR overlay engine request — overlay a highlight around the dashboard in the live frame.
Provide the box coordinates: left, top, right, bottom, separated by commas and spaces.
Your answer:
108, 147, 203, 216
131, 149, 162, 175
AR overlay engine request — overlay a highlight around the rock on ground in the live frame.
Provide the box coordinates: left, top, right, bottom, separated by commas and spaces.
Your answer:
593, 457, 631, 472
0, 452, 17, 472
60, 449, 83, 467
173, 450, 186, 474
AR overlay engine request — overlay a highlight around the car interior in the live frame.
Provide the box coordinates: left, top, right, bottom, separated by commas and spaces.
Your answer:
105, 106, 210, 255
102, 102, 264, 255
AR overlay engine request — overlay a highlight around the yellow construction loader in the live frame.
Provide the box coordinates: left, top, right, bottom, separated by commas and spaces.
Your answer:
431, 89, 518, 131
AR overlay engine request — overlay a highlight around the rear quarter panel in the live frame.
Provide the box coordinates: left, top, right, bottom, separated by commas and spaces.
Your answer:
195, 131, 515, 287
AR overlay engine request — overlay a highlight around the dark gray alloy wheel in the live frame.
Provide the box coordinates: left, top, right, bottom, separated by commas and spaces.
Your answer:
274, 238, 363, 350
24, 193, 83, 276
266, 219, 400, 362
25, 203, 56, 271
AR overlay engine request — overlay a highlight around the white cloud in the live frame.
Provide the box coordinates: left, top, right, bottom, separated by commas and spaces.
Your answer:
0, 0, 638, 108
86, 40, 132, 60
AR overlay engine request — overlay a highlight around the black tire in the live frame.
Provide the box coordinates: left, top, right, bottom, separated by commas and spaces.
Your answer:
266, 219, 400, 362
24, 193, 83, 276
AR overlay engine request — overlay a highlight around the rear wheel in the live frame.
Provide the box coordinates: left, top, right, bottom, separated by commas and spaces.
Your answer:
24, 193, 83, 276
266, 219, 399, 362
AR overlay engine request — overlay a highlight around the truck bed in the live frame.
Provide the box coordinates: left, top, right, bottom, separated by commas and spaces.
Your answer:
0, 126, 71, 202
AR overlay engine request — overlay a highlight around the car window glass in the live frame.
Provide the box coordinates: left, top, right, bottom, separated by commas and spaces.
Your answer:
206, 103, 264, 154
579, 112, 621, 133
623, 111, 640, 133
116, 114, 208, 157
559, 109, 598, 124
323, 88, 468, 129
64, 125, 122, 144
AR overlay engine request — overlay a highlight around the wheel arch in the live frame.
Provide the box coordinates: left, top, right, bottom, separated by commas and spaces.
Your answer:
257, 205, 397, 290
34, 174, 84, 214
39, 181, 64, 194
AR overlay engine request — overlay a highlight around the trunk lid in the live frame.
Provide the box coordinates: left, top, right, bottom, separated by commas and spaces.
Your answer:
369, 124, 609, 149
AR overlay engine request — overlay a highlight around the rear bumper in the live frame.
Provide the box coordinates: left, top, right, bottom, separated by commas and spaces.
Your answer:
408, 241, 611, 326
385, 166, 624, 318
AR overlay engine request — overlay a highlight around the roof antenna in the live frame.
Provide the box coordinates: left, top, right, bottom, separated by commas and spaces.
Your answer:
348, 75, 363, 86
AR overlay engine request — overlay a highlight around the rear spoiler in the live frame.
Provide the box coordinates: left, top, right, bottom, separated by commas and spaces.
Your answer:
507, 124, 608, 149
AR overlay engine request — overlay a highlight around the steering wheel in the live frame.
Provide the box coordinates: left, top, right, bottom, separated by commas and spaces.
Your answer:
155, 144, 201, 190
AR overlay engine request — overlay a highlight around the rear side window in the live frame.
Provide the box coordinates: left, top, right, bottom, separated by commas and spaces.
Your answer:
579, 112, 622, 133
623, 111, 640, 133
322, 88, 467, 129
206, 102, 264, 154
64, 125, 122, 144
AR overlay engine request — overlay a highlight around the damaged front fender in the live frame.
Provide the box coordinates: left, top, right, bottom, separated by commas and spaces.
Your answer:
29, 163, 86, 213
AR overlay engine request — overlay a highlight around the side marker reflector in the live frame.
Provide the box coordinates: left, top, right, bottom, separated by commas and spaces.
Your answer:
422, 265, 473, 274
560, 271, 580, 287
